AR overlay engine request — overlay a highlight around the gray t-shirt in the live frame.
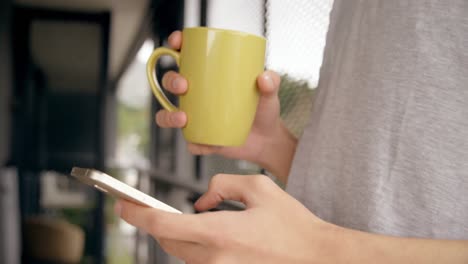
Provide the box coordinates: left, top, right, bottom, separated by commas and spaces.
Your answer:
287, 0, 468, 239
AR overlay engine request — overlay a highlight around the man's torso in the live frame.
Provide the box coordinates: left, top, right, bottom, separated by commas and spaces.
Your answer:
287, 0, 468, 239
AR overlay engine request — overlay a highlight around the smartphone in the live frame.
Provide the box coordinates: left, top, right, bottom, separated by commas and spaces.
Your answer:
70, 167, 181, 214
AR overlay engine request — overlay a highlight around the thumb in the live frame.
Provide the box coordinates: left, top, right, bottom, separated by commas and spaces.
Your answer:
254, 71, 281, 128
194, 174, 273, 212
257, 70, 281, 99
116, 200, 207, 241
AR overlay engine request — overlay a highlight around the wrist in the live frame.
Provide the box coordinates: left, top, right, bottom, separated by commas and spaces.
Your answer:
296, 219, 350, 264
257, 121, 297, 184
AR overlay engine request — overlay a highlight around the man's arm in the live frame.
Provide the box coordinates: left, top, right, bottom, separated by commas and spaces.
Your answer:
117, 174, 468, 263
334, 224, 468, 263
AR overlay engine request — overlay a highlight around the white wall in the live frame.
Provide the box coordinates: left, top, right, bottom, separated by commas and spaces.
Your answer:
109, 0, 149, 78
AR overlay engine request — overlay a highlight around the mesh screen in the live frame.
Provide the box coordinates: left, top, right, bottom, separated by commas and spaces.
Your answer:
267, 0, 333, 137
266, 0, 333, 88
202, 0, 334, 179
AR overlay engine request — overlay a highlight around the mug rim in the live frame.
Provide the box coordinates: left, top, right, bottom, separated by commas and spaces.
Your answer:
183, 26, 266, 41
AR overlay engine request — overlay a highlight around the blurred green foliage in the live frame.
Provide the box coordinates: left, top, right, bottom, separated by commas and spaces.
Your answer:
59, 207, 93, 227
117, 102, 150, 156
278, 74, 315, 137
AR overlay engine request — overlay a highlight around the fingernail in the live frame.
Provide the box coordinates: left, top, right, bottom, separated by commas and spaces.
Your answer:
172, 77, 181, 91
263, 73, 274, 88
114, 202, 122, 217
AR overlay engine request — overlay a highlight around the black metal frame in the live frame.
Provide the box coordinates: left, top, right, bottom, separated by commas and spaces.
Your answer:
11, 7, 110, 263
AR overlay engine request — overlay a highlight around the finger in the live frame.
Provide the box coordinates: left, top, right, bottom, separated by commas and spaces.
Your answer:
161, 71, 188, 95
168, 31, 182, 50
194, 174, 274, 211
187, 143, 221, 155
159, 239, 208, 263
155, 110, 187, 128
116, 200, 207, 241
257, 70, 280, 98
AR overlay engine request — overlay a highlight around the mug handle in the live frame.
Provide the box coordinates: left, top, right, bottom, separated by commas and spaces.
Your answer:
146, 47, 181, 112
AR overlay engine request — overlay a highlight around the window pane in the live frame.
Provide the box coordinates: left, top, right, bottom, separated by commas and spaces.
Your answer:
266, 0, 333, 88
207, 0, 264, 36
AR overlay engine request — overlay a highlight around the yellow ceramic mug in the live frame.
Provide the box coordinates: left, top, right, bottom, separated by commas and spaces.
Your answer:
147, 27, 266, 146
